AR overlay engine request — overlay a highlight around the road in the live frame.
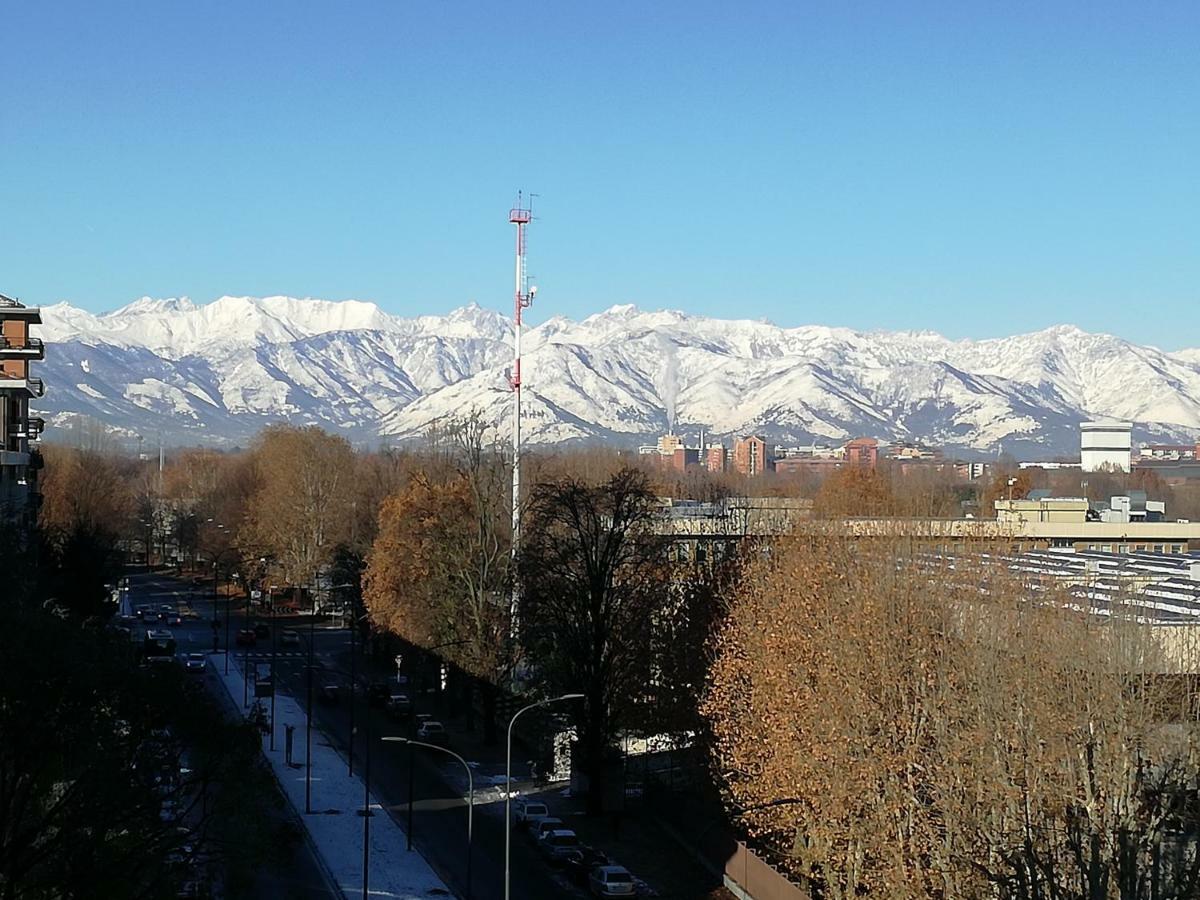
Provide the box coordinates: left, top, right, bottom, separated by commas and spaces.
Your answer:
135, 569, 579, 900
125, 571, 338, 900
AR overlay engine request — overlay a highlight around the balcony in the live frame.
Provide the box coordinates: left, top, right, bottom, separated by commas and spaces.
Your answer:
15, 417, 44, 439
0, 336, 45, 360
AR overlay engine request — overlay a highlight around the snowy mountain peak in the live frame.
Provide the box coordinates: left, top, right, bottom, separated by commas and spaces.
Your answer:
110, 296, 198, 317
31, 296, 1200, 456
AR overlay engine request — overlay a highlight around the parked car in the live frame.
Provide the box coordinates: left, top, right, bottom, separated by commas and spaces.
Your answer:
367, 682, 390, 707
532, 817, 566, 843
415, 720, 448, 745
235, 629, 257, 647
514, 798, 549, 827
589, 865, 636, 896
386, 692, 411, 719
253, 622, 270, 639
184, 653, 206, 673
537, 830, 581, 864
280, 629, 301, 647
563, 847, 613, 886
319, 683, 341, 704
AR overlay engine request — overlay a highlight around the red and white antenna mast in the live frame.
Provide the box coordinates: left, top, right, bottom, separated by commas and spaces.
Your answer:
508, 193, 536, 590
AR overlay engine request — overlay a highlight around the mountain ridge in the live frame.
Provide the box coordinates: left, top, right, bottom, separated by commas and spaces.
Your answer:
33, 295, 1200, 457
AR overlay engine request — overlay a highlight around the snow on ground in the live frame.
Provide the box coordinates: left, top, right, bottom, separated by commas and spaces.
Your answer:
76, 383, 104, 399
209, 656, 452, 899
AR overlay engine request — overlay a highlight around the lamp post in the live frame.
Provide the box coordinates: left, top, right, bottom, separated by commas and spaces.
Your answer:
269, 600, 278, 751
226, 573, 239, 675
360, 698, 372, 900
244, 556, 268, 708
208, 545, 240, 675
302, 658, 372, 900
504, 694, 583, 900
302, 585, 352, 811
384, 737, 474, 899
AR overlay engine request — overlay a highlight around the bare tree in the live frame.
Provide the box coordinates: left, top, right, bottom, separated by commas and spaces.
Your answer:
517, 466, 667, 815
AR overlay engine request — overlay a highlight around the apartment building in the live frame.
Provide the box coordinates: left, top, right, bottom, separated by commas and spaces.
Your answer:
0, 295, 45, 530
844, 437, 880, 468
732, 435, 771, 476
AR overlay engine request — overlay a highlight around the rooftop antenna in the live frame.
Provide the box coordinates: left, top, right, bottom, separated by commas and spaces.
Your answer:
507, 192, 536, 637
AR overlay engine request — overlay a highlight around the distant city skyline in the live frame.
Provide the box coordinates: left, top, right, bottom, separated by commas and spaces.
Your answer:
2, 2, 1197, 348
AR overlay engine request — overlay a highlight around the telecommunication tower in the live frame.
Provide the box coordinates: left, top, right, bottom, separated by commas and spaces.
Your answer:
507, 193, 536, 596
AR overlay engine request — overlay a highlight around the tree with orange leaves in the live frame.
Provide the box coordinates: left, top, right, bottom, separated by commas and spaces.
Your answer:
363, 415, 512, 740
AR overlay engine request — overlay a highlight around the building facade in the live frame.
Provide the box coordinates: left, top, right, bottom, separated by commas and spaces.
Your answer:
732, 435, 770, 476
844, 437, 880, 468
0, 295, 45, 531
1081, 421, 1132, 473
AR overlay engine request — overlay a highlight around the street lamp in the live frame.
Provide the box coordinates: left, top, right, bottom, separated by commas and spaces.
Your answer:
504, 693, 583, 900
206, 546, 240, 675
310, 583, 359, 775
244, 556, 268, 708
384, 737, 475, 899
300, 660, 371, 899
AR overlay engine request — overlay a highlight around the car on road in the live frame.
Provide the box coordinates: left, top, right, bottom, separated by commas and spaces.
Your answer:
589, 865, 636, 896
167, 612, 183, 626
184, 653, 206, 673
537, 829, 581, 864
160, 604, 174, 616
136, 607, 148, 620
514, 798, 549, 827
253, 622, 270, 639
415, 720, 448, 745
386, 692, 411, 719
563, 847, 613, 887
235, 629, 257, 647
531, 817, 566, 843
280, 629, 301, 647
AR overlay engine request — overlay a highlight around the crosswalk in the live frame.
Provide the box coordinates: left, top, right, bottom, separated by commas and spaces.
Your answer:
233, 650, 309, 659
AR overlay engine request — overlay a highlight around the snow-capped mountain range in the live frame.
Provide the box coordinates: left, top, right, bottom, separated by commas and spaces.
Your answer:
33, 295, 1200, 458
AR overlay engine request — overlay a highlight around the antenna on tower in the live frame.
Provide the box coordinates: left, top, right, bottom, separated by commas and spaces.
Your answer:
508, 191, 536, 641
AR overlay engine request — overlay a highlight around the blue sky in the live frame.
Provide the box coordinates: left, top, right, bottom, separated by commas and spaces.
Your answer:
1, 1, 1197, 346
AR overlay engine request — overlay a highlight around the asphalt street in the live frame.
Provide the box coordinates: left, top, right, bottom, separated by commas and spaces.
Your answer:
134, 569, 584, 900
126, 571, 338, 900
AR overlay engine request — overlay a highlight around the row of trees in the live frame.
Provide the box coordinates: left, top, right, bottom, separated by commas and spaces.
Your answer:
41, 417, 1200, 891
704, 536, 1200, 899
362, 418, 728, 812
3, 449, 294, 899
48, 419, 722, 817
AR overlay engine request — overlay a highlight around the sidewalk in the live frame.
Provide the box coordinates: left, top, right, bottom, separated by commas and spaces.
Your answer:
210, 654, 453, 900
342, 649, 730, 898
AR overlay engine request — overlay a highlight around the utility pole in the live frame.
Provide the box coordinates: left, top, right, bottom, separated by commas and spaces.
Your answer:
506, 194, 536, 639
